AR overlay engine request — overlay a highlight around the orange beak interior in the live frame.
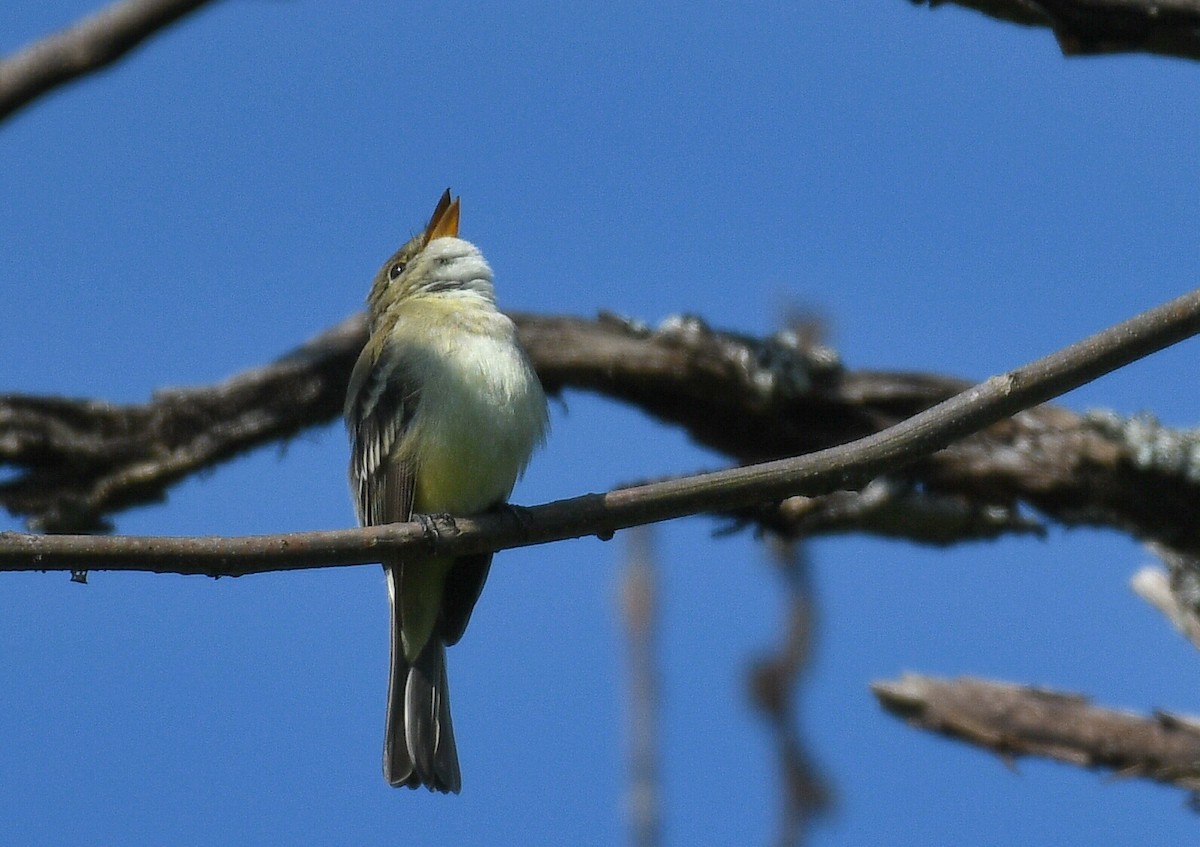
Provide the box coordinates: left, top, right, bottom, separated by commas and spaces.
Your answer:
423, 190, 460, 244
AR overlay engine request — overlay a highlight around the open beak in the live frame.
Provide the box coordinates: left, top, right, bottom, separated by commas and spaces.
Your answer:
423, 189, 460, 244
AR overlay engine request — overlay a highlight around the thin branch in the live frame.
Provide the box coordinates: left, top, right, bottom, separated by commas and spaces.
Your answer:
910, 0, 1200, 61
0, 0, 219, 123
3, 287, 1200, 575
872, 674, 1200, 791
8, 307, 1200, 555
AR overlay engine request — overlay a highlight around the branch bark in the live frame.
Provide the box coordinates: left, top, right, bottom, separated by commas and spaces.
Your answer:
3, 286, 1200, 575
6, 298, 1200, 557
0, 313, 364, 532
0, 0, 219, 123
873, 674, 1200, 791
911, 0, 1200, 61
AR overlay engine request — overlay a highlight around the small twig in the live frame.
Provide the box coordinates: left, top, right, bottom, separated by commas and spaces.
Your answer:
872, 674, 1200, 790
2, 286, 1200, 574
0, 0, 219, 123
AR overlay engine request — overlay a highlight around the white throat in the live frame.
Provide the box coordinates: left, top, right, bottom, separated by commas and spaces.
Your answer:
420, 237, 496, 302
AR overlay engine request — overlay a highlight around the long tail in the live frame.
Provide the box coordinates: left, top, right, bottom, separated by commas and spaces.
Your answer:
384, 564, 461, 793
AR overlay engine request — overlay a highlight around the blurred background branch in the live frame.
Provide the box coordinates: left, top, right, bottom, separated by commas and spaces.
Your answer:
0, 0, 220, 122
1132, 543, 1200, 650
872, 674, 1200, 791
5, 0, 1200, 133
748, 539, 831, 847
5, 308, 1200, 560
620, 527, 662, 847
910, 0, 1200, 60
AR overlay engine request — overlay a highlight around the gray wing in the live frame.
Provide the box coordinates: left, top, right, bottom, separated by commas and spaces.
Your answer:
345, 341, 420, 527
347, 340, 454, 789
347, 341, 498, 648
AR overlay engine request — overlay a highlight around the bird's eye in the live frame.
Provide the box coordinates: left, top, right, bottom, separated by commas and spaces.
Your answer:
388, 262, 406, 281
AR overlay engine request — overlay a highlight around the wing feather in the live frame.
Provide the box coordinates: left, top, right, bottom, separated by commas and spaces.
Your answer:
345, 341, 420, 527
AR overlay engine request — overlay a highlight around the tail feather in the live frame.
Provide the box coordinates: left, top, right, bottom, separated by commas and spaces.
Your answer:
405, 640, 460, 792
383, 648, 420, 789
384, 564, 461, 793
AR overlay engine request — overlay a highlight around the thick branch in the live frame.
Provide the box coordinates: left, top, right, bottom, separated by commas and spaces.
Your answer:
0, 313, 364, 532
735, 476, 1047, 545
873, 674, 1200, 791
911, 0, 1200, 61
3, 286, 1200, 575
0, 0, 219, 123
7, 297, 1200, 554
6, 299, 1200, 555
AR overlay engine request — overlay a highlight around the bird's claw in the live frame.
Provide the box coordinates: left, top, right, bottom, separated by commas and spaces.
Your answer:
416, 513, 459, 551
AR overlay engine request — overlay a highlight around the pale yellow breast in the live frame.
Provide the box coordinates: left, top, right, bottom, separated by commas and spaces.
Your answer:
391, 301, 547, 515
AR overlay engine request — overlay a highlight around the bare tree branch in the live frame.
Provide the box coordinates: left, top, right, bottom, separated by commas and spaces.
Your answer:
872, 674, 1200, 791
7, 295, 1200, 556
735, 476, 1047, 544
0, 0, 219, 123
0, 313, 363, 532
910, 0, 1200, 61
3, 286, 1200, 575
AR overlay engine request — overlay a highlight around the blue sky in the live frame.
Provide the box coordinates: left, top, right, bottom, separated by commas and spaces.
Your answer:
3, 1, 1200, 844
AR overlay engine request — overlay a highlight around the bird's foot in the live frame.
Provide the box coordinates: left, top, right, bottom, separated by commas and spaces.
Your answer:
415, 512, 460, 551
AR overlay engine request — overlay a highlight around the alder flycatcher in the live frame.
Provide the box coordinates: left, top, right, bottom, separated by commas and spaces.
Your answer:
345, 191, 548, 792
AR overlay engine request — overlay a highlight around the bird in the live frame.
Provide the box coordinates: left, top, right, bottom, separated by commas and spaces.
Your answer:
344, 190, 548, 792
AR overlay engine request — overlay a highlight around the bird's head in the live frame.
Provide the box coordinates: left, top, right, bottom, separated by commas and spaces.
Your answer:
366, 191, 496, 317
